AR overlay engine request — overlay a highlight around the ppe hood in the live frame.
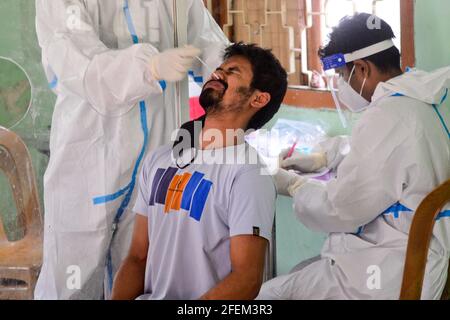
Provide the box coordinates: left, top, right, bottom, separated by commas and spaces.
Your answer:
373, 66, 450, 105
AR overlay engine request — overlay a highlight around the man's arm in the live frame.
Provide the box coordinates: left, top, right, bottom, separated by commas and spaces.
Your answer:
200, 235, 268, 300
111, 215, 149, 300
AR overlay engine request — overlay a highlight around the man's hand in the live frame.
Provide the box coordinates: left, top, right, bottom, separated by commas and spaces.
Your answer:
111, 215, 149, 300
200, 235, 268, 300
149, 45, 201, 82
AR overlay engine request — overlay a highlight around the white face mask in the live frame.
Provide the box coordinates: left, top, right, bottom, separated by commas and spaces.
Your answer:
337, 66, 370, 113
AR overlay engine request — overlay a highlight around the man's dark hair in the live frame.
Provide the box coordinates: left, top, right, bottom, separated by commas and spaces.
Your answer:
318, 13, 402, 73
224, 42, 288, 130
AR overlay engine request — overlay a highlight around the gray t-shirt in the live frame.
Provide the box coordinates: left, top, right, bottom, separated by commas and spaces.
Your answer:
133, 144, 276, 300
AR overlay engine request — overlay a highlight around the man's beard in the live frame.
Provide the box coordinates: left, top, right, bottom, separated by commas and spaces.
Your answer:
199, 79, 228, 115
199, 80, 254, 116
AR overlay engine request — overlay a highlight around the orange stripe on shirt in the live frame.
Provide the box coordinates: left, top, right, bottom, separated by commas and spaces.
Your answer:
165, 175, 182, 213
171, 172, 192, 211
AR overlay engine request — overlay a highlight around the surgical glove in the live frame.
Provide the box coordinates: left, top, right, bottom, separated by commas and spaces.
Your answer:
315, 136, 350, 171
273, 168, 307, 197
280, 149, 327, 173
150, 46, 201, 82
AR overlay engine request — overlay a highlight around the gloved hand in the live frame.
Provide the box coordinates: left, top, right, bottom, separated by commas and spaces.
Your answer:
273, 168, 307, 197
279, 149, 327, 173
150, 45, 201, 82
315, 136, 350, 171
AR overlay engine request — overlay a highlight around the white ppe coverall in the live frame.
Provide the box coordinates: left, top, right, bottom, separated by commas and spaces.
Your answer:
259, 67, 450, 300
34, 0, 228, 299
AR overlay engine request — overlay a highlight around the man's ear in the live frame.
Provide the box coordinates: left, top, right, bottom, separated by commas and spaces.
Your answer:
354, 60, 371, 79
250, 91, 271, 110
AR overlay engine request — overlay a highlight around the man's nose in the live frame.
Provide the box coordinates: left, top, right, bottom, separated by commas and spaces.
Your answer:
212, 69, 226, 81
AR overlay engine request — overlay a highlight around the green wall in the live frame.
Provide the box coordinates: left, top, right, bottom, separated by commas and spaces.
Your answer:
0, 0, 54, 240
0, 0, 449, 277
415, 0, 450, 70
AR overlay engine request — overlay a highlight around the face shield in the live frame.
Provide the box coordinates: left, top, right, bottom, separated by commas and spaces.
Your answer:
321, 39, 396, 128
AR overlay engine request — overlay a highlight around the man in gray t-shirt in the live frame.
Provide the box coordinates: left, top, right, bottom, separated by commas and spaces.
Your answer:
112, 43, 288, 300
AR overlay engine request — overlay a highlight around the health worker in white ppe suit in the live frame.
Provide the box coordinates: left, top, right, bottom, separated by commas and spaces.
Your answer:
258, 13, 450, 300
34, 0, 229, 300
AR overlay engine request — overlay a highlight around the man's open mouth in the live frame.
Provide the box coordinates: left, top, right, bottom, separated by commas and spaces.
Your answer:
204, 80, 227, 91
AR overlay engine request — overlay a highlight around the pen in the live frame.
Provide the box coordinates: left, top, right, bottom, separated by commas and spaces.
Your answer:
284, 139, 299, 160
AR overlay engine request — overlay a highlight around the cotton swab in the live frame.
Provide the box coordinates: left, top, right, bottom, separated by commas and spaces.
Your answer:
195, 56, 220, 80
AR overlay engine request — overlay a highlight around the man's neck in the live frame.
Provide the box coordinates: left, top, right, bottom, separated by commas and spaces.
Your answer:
381, 69, 403, 82
200, 113, 249, 150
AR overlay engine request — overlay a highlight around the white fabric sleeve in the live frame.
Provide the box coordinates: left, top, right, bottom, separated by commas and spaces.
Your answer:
187, 0, 230, 81
228, 168, 276, 241
133, 156, 151, 217
35, 0, 163, 114
293, 108, 410, 233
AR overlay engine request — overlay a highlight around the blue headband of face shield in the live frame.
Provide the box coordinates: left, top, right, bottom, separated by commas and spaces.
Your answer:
320, 39, 396, 71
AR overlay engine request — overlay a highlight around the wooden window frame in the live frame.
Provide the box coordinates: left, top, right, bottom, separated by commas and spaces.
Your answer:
204, 0, 415, 109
